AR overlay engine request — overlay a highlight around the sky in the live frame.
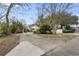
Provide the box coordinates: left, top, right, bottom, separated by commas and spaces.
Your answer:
0, 3, 79, 25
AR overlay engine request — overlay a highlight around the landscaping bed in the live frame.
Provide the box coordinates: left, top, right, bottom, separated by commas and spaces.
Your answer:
0, 34, 20, 56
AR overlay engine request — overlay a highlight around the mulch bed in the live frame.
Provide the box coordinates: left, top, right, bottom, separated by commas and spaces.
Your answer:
0, 34, 20, 56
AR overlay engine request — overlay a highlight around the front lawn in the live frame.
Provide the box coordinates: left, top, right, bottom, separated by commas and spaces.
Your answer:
38, 33, 79, 42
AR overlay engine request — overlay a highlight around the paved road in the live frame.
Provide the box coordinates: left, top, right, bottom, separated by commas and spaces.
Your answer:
42, 37, 79, 56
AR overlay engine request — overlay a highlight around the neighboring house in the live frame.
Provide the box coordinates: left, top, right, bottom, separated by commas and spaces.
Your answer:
29, 24, 39, 32
69, 19, 79, 31
70, 24, 79, 31
31, 25, 39, 31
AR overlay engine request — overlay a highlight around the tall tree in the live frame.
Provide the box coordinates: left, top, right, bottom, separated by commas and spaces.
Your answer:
60, 13, 78, 26
4, 3, 30, 34
46, 3, 73, 34
36, 4, 47, 26
6, 3, 14, 34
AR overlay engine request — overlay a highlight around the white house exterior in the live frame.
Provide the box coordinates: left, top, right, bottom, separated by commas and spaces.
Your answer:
70, 24, 79, 31
31, 25, 39, 31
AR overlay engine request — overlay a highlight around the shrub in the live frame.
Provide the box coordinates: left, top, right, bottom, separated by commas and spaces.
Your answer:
10, 24, 16, 33
65, 26, 71, 30
65, 26, 75, 31
38, 25, 52, 34
10, 21, 24, 33
63, 29, 75, 33
33, 29, 40, 34
63, 25, 75, 33
0, 23, 11, 37
24, 28, 27, 32
0, 23, 8, 36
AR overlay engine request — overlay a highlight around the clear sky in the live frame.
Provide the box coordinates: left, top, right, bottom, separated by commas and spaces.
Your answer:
0, 3, 79, 25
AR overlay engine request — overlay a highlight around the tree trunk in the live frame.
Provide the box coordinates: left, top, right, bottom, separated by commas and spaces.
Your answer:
6, 3, 13, 34
53, 25, 57, 34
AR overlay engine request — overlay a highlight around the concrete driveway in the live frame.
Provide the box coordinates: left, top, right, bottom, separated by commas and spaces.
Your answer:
6, 32, 79, 56
6, 32, 65, 56
6, 33, 44, 56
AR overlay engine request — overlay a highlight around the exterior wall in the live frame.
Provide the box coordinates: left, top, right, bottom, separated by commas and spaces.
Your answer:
56, 29, 63, 34
31, 25, 39, 31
